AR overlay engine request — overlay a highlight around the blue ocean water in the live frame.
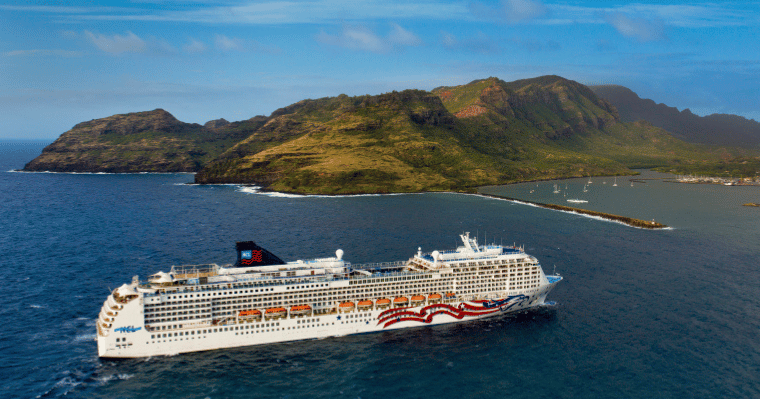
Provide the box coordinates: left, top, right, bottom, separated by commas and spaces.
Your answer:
1, 140, 759, 399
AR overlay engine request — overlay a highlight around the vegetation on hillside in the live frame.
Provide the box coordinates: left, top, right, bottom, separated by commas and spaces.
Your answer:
24, 75, 758, 194
590, 84, 760, 147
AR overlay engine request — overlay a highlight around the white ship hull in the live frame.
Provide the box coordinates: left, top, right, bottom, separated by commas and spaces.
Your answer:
97, 233, 562, 358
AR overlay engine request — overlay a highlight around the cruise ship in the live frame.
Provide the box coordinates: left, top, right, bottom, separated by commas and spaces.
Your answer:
97, 233, 562, 358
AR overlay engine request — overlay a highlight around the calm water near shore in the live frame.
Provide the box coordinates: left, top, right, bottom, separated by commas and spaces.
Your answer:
2, 141, 759, 398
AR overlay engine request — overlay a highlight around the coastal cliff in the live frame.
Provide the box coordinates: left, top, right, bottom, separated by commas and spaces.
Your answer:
23, 109, 259, 173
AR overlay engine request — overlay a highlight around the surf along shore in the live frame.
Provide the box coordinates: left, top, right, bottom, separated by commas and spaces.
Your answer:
478, 193, 668, 229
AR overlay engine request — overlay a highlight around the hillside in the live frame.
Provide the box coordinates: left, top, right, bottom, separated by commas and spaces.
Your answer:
195, 90, 505, 193
23, 109, 269, 173
197, 76, 720, 193
589, 85, 760, 147
24, 75, 737, 194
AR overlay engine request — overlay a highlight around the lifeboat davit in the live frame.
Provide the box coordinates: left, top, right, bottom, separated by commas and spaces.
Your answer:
357, 300, 373, 309
393, 296, 409, 307
339, 302, 355, 312
290, 305, 311, 315
428, 293, 442, 302
376, 298, 391, 308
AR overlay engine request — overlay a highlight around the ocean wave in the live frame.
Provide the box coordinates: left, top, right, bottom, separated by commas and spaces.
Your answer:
74, 333, 96, 342
37, 376, 82, 398
95, 373, 133, 386
235, 185, 424, 198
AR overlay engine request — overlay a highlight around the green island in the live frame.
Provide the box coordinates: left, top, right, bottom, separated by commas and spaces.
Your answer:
26, 75, 757, 193
478, 193, 668, 229
23, 75, 759, 228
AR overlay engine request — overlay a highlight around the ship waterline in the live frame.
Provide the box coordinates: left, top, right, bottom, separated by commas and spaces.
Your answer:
97, 233, 562, 358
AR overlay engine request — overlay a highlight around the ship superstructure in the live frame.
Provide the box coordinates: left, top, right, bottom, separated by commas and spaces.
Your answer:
97, 233, 562, 358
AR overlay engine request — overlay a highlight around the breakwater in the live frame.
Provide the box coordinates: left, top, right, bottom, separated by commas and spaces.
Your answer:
479, 193, 668, 229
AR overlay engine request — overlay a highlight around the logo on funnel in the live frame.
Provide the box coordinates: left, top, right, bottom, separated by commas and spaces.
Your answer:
241, 250, 262, 265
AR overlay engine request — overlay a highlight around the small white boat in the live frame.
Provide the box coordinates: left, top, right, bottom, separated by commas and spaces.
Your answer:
612, 177, 617, 187
567, 199, 588, 203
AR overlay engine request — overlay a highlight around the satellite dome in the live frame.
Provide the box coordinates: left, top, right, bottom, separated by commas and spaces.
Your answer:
336, 249, 344, 260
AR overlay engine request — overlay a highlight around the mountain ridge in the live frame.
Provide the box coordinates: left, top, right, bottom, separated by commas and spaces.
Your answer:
589, 84, 760, 147
22, 75, 749, 194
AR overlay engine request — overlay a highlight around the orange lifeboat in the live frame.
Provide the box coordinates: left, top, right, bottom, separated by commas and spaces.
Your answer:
239, 309, 262, 318
411, 295, 425, 304
339, 301, 355, 312
357, 300, 373, 309
445, 292, 456, 301
290, 305, 312, 315
393, 297, 409, 307
376, 298, 391, 308
428, 293, 442, 303
264, 307, 286, 318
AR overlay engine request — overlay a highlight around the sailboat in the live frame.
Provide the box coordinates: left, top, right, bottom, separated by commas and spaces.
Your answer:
613, 177, 617, 187
583, 184, 588, 193
587, 177, 592, 184
553, 184, 560, 194
630, 181, 634, 187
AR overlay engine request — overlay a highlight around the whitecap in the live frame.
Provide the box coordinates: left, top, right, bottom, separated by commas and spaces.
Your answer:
30, 304, 43, 309
75, 333, 96, 342
36, 376, 82, 397
95, 373, 133, 386
235, 185, 426, 199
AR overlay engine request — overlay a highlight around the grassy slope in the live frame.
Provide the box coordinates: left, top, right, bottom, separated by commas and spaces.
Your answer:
24, 109, 261, 172
434, 76, 725, 180
196, 91, 504, 194
197, 75, 738, 194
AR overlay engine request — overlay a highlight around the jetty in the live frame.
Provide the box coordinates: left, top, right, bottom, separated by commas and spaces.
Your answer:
479, 193, 668, 229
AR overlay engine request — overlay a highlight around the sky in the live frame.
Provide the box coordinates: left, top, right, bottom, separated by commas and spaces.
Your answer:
1, 0, 759, 139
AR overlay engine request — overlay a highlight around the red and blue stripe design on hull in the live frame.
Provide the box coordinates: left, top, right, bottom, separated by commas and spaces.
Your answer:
377, 295, 530, 328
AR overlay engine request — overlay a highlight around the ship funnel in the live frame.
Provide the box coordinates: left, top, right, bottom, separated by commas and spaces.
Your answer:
235, 241, 286, 267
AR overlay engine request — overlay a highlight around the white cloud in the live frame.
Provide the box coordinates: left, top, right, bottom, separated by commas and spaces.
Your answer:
38, 1, 468, 25
605, 12, 665, 42
215, 34, 244, 51
440, 31, 499, 54
502, 0, 547, 23
5, 1, 752, 29
4, 49, 82, 57
511, 37, 561, 52
388, 23, 422, 46
183, 38, 207, 53
317, 23, 421, 53
469, 0, 547, 24
85, 31, 147, 54
211, 34, 279, 54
